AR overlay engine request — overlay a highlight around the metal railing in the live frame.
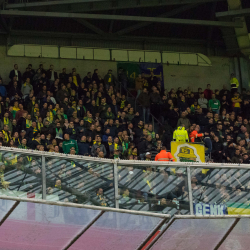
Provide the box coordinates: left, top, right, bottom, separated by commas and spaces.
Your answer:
118, 79, 164, 132
1, 146, 250, 217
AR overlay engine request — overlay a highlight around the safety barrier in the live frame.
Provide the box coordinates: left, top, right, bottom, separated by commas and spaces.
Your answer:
0, 146, 249, 216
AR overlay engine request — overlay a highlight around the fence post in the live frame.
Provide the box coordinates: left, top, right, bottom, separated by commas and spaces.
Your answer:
113, 159, 119, 209
187, 166, 194, 215
42, 155, 46, 200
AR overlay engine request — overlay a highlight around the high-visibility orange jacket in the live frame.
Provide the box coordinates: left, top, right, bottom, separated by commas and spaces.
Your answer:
155, 150, 175, 161
189, 130, 203, 142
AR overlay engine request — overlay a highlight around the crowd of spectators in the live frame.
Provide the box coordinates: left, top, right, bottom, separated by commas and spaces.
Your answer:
0, 63, 248, 164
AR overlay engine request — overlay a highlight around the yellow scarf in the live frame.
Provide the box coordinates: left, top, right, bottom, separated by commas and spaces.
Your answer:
4, 118, 9, 125
37, 122, 43, 131
13, 107, 20, 111
26, 119, 32, 128
93, 140, 101, 145
2, 130, 9, 142
34, 107, 39, 114
73, 76, 78, 87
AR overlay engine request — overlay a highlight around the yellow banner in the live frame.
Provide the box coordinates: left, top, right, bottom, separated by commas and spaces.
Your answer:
171, 142, 205, 163
228, 207, 250, 215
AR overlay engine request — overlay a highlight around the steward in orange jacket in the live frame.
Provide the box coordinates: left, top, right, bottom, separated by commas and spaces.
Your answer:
189, 125, 204, 142
155, 146, 175, 161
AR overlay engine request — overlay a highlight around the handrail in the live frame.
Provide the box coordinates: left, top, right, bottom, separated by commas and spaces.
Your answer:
0, 195, 171, 218
0, 146, 250, 168
118, 80, 165, 129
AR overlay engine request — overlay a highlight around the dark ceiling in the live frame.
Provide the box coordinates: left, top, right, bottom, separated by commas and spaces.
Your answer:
1, 0, 250, 56
5, 1, 229, 41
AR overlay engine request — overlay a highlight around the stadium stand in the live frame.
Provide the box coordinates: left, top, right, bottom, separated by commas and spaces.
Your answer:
0, 63, 248, 164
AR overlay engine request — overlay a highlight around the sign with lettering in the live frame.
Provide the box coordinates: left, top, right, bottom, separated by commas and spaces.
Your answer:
117, 62, 164, 88
194, 203, 227, 215
171, 142, 205, 163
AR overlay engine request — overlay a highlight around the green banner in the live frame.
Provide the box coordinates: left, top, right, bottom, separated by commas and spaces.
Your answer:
117, 62, 140, 88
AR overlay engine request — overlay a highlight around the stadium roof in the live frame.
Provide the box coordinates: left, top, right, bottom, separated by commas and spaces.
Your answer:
0, 0, 249, 56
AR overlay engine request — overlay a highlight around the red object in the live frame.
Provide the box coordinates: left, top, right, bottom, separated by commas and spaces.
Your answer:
142, 230, 160, 250
189, 130, 203, 142
155, 150, 175, 161
203, 89, 213, 100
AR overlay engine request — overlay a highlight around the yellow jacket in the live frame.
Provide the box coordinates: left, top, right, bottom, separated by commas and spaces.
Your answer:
173, 127, 189, 142
230, 77, 239, 88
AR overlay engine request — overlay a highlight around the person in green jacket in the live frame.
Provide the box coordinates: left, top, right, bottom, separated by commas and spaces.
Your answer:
208, 94, 220, 114
62, 133, 78, 154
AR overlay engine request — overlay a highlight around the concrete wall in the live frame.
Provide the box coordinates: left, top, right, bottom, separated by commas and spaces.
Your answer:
163, 57, 233, 92
0, 46, 234, 92
0, 46, 117, 84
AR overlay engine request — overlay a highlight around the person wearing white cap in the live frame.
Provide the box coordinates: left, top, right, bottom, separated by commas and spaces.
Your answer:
145, 152, 151, 161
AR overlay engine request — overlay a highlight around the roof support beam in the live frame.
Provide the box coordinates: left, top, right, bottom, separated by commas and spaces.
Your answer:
216, 8, 250, 18
116, 3, 202, 35
5, 0, 226, 12
74, 18, 105, 35
109, 10, 116, 34
11, 29, 217, 46
0, 10, 243, 28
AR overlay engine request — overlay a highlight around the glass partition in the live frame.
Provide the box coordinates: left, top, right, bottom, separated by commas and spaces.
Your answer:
69, 211, 163, 250
219, 218, 250, 250
151, 218, 235, 250
45, 157, 115, 207
191, 167, 250, 215
0, 150, 42, 199
117, 163, 190, 215
0, 201, 101, 250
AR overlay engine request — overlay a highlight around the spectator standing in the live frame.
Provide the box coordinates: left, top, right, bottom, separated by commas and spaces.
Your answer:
104, 70, 116, 89
231, 92, 242, 116
230, 73, 239, 95
155, 146, 175, 161
177, 112, 191, 131
208, 94, 220, 114
47, 65, 58, 85
173, 125, 189, 142
138, 88, 150, 123
150, 86, 161, 119
0, 79, 7, 98
204, 84, 213, 100
62, 133, 78, 154
198, 93, 208, 113
9, 64, 21, 84
21, 78, 33, 99
189, 125, 204, 142
147, 71, 158, 89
